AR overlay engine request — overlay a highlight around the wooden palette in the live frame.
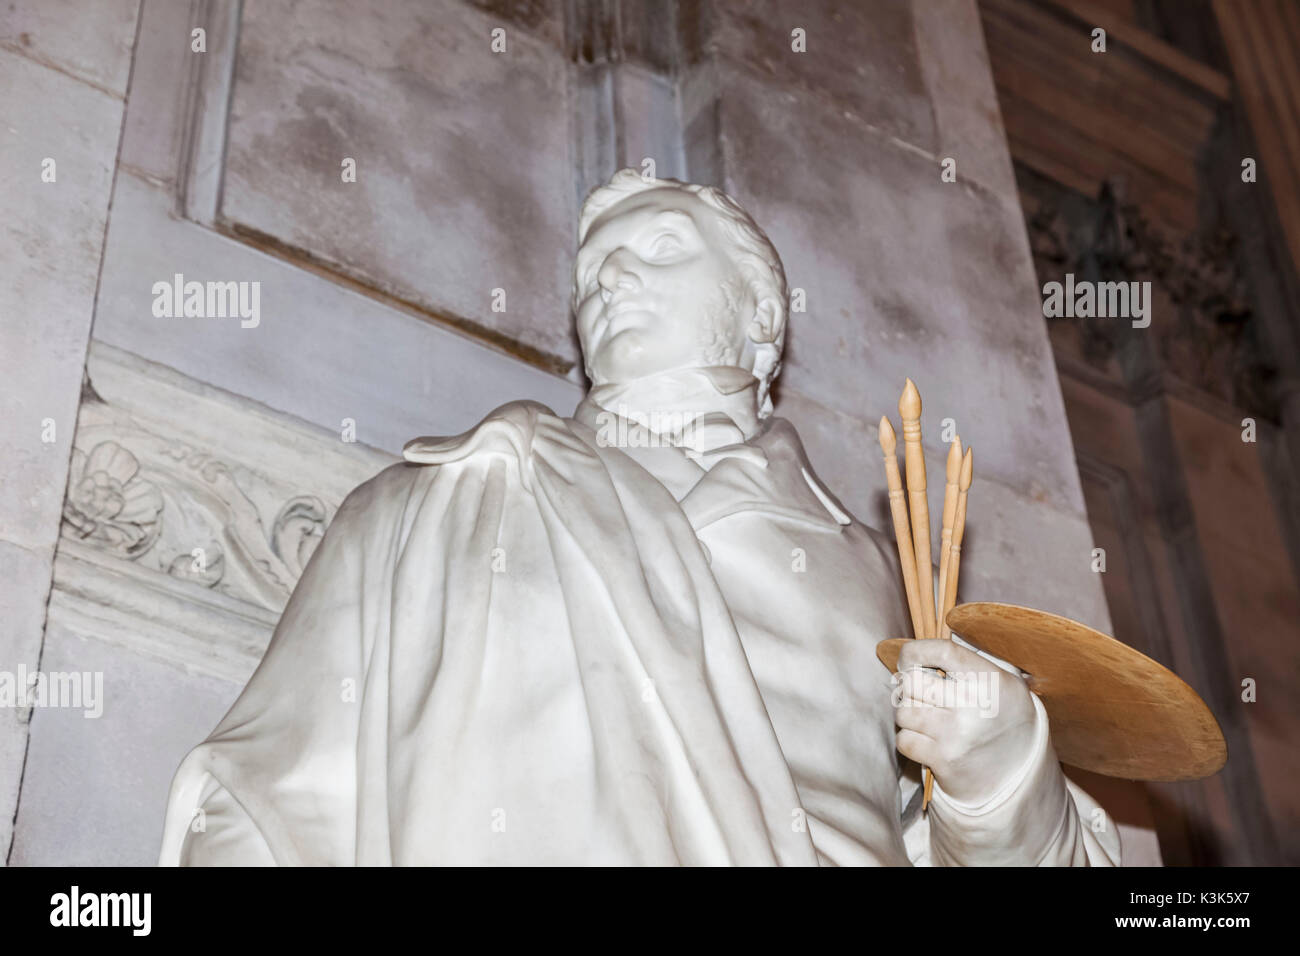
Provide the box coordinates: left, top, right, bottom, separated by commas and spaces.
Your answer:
876, 602, 1227, 782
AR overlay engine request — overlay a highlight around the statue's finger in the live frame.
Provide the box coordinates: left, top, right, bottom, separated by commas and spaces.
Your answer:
894, 697, 945, 737
896, 666, 950, 708
899, 636, 981, 674
895, 728, 938, 766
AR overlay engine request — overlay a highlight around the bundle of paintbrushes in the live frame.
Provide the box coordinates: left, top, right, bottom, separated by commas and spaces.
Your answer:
878, 379, 972, 810
875, 380, 1226, 793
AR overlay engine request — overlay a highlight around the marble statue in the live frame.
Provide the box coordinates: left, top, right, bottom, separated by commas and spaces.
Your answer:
159, 169, 1121, 866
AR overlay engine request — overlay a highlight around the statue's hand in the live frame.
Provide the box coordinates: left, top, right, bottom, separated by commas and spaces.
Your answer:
892, 639, 1038, 806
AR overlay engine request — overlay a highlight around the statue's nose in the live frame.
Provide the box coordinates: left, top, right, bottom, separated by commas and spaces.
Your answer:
598, 250, 643, 296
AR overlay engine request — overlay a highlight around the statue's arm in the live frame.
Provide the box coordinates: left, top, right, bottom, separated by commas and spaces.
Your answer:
160, 463, 411, 866
902, 693, 1122, 866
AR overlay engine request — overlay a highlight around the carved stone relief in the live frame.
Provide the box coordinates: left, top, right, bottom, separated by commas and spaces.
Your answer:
50, 342, 395, 679
63, 405, 333, 612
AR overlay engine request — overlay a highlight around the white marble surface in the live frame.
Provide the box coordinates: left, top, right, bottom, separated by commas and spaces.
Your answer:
221, 0, 580, 371
93, 173, 584, 454
10, 623, 241, 866
0, 2, 137, 858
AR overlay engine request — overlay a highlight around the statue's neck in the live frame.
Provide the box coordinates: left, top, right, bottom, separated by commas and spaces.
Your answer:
582, 366, 762, 454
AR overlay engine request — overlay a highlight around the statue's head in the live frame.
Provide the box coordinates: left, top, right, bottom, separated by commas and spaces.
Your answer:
572, 169, 789, 418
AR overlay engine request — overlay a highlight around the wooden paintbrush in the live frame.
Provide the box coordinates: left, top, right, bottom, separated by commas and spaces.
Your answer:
923, 445, 973, 811
935, 437, 963, 641
878, 417, 925, 641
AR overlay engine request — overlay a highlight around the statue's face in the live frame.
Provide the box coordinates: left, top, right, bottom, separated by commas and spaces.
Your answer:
573, 188, 753, 385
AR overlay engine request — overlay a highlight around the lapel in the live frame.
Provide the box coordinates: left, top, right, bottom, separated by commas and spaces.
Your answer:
567, 398, 851, 535
677, 418, 852, 534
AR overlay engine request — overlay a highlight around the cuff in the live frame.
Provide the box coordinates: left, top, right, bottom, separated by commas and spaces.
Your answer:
926, 692, 1079, 865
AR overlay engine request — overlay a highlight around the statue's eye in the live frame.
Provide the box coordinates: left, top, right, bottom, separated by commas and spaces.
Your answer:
649, 234, 682, 257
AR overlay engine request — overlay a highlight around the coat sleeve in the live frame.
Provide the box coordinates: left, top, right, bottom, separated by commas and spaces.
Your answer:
157, 463, 409, 866
903, 693, 1122, 866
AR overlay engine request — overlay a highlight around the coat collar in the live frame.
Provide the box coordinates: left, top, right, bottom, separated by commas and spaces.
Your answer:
676, 417, 852, 534
567, 410, 851, 535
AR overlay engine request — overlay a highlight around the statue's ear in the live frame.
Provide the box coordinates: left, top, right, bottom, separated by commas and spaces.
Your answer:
748, 296, 783, 345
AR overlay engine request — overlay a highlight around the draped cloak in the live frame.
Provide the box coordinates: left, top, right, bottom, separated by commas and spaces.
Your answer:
159, 397, 1121, 866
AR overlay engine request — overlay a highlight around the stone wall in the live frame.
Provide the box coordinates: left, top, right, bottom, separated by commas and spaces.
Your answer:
0, 0, 140, 862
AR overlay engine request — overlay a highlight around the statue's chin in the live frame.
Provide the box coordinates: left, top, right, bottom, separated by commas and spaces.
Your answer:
589, 332, 682, 385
